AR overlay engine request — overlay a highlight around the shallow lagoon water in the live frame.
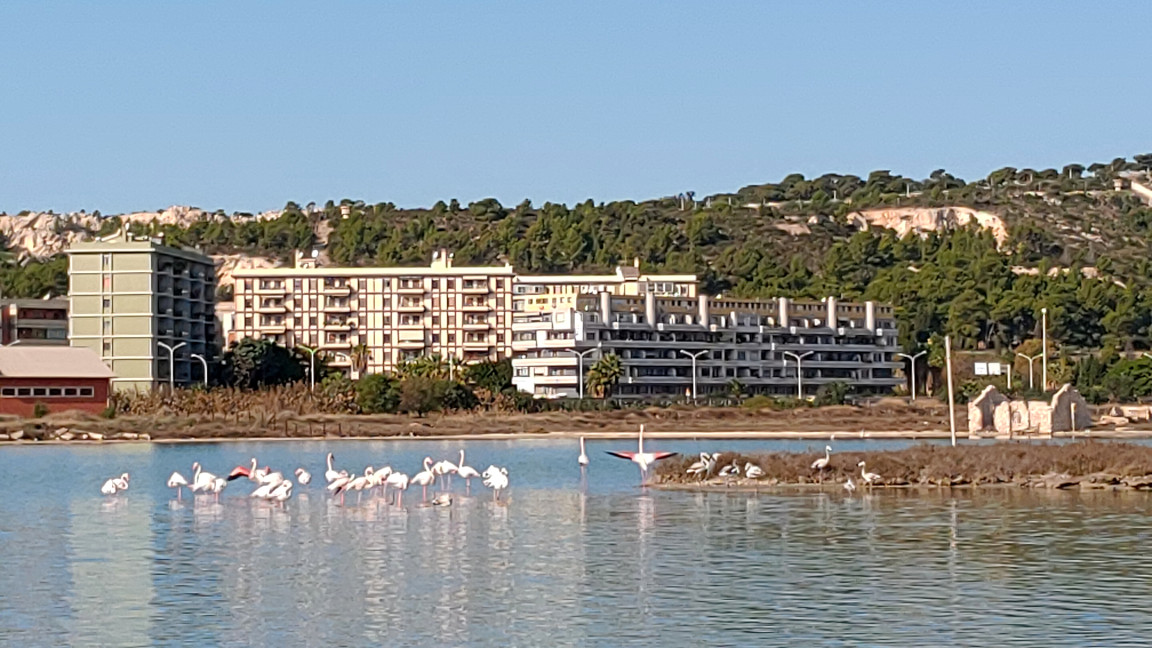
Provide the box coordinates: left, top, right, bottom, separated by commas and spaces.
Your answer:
2, 437, 1151, 647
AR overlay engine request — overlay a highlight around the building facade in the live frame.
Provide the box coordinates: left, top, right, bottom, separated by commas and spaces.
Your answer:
0, 346, 114, 416
230, 250, 698, 377
511, 292, 901, 399
67, 231, 218, 392
0, 298, 69, 346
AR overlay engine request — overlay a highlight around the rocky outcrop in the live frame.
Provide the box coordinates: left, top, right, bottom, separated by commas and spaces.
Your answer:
848, 207, 1009, 246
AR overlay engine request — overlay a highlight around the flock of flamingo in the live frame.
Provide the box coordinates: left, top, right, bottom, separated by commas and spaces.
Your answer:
98, 424, 882, 502
683, 443, 882, 493
99, 448, 511, 507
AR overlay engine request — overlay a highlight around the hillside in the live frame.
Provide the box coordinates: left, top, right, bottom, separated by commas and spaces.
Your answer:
3, 155, 1152, 362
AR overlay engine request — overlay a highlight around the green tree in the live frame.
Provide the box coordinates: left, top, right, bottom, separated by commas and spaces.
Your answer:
586, 353, 624, 399
221, 338, 306, 388
355, 373, 399, 413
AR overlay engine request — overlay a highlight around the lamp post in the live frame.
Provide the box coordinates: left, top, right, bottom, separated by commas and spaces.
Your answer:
570, 345, 600, 400
781, 350, 814, 400
190, 353, 208, 387
157, 341, 186, 393
896, 350, 928, 401
680, 349, 708, 401
1016, 352, 1041, 390
300, 345, 319, 391
1041, 307, 1048, 392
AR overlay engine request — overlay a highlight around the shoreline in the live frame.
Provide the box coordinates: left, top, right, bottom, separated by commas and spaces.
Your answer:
2, 426, 1151, 446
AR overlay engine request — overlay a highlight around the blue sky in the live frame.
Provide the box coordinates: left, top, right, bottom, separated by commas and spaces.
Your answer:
2, 1, 1150, 215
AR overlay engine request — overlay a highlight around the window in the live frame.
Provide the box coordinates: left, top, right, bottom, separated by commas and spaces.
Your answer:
32, 388, 46, 397
448, 333, 455, 343
432, 334, 440, 344
16, 388, 30, 397
294, 279, 302, 291
447, 279, 455, 290
64, 388, 77, 397
48, 388, 61, 397
515, 368, 530, 377
0, 388, 13, 396
102, 341, 112, 355
432, 279, 439, 289
102, 297, 111, 311
80, 387, 94, 397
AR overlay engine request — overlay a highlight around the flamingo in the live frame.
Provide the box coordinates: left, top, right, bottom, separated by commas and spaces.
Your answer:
858, 461, 881, 486
844, 477, 857, 493
256, 469, 285, 488
190, 463, 218, 493
719, 461, 741, 478
456, 450, 481, 491
324, 453, 344, 484
385, 471, 409, 506
605, 424, 677, 480
431, 493, 452, 507
482, 465, 509, 501
744, 463, 764, 480
295, 468, 311, 485
227, 458, 257, 481
811, 445, 832, 471
167, 471, 189, 499
432, 456, 458, 490
101, 473, 128, 495
578, 437, 589, 467
327, 472, 354, 504
411, 457, 436, 501
337, 467, 375, 504
270, 480, 293, 504
251, 480, 277, 499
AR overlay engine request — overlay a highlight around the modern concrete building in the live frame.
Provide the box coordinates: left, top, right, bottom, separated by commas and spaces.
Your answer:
0, 298, 69, 346
67, 230, 217, 392
511, 292, 902, 399
231, 250, 700, 377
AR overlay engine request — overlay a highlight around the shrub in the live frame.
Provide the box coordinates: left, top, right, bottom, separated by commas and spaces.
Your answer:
100, 405, 117, 419
32, 402, 48, 418
742, 394, 776, 410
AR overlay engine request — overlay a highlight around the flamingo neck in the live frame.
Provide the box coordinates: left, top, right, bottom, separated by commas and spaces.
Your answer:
327, 454, 333, 471
459, 449, 465, 466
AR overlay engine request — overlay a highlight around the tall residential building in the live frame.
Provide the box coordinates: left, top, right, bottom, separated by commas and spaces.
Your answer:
511, 292, 901, 399
231, 250, 700, 376
0, 298, 69, 346
232, 250, 517, 376
67, 231, 218, 392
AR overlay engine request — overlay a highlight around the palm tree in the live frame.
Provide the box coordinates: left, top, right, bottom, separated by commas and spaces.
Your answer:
586, 353, 624, 399
350, 343, 371, 378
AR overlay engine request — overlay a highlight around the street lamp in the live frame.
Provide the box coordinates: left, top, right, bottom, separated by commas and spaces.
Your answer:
781, 350, 814, 400
190, 353, 209, 387
1041, 307, 1048, 392
570, 345, 601, 400
300, 345, 319, 391
1016, 352, 1041, 390
680, 349, 708, 401
157, 341, 186, 392
895, 350, 928, 401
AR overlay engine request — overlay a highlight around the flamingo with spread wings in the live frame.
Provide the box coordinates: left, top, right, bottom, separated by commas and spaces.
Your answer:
605, 425, 676, 479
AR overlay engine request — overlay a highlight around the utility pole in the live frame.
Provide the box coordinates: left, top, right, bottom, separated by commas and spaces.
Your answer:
679, 349, 708, 401
1041, 307, 1048, 392
896, 350, 928, 401
781, 351, 814, 400
945, 336, 956, 447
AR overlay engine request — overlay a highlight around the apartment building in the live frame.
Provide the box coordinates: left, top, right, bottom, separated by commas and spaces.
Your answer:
511, 291, 902, 399
232, 250, 517, 376
0, 298, 69, 346
67, 231, 218, 392
231, 251, 702, 376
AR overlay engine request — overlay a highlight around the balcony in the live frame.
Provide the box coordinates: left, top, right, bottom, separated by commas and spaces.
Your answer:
258, 323, 287, 335
461, 299, 489, 312
396, 339, 426, 350
323, 319, 355, 331
396, 280, 424, 294
256, 302, 288, 314
461, 281, 489, 294
322, 283, 352, 297
462, 319, 490, 330
255, 283, 288, 295
323, 301, 354, 313
396, 300, 425, 313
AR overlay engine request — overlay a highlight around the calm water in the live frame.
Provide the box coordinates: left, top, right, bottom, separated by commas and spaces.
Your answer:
2, 437, 1151, 647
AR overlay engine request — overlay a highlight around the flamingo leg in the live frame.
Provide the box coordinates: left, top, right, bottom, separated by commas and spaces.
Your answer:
422, 484, 428, 501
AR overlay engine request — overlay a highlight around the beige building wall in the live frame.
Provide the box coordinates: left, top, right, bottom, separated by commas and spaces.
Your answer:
68, 232, 217, 392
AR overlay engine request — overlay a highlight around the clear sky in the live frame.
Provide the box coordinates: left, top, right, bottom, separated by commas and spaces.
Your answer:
2, 1, 1150, 215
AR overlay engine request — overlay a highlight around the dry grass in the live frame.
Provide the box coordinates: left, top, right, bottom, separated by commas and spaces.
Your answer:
656, 441, 1152, 487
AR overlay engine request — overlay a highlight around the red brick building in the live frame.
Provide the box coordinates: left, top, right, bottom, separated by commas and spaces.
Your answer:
0, 347, 114, 416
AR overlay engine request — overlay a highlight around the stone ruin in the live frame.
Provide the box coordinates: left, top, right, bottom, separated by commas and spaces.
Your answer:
968, 384, 1091, 438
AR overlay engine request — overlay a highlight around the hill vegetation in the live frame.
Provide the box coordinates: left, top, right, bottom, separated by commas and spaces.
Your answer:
5, 154, 1152, 400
